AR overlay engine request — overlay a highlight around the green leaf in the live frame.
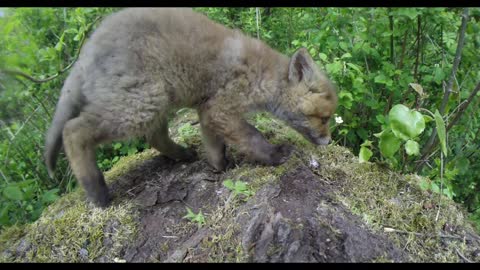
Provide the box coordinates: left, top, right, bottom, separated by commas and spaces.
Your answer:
419, 179, 430, 191
423, 115, 434, 123
405, 140, 420, 156
0, 204, 10, 225
223, 179, 234, 190
455, 157, 470, 175
389, 104, 425, 140
433, 67, 445, 84
374, 74, 388, 84
41, 188, 60, 203
346, 63, 362, 73
434, 110, 447, 157
409, 83, 424, 96
235, 181, 248, 192
318, 53, 328, 61
127, 147, 138, 156
431, 182, 440, 193
54, 32, 65, 52
360, 140, 373, 147
3, 185, 24, 201
378, 129, 402, 158
394, 9, 420, 20
359, 146, 373, 163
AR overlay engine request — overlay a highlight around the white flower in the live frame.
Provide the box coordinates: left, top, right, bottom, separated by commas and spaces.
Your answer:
335, 116, 344, 124
309, 156, 320, 169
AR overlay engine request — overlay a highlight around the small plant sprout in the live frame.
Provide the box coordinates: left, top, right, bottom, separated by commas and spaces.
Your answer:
222, 179, 254, 200
183, 207, 206, 228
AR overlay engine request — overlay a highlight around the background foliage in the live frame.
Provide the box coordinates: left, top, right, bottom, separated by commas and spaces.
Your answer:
0, 7, 479, 231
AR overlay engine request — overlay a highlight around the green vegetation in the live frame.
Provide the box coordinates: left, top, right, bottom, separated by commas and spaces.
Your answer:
1, 109, 479, 262
0, 7, 480, 236
183, 207, 206, 228
223, 179, 255, 200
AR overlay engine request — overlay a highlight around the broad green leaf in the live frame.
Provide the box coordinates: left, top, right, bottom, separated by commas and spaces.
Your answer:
374, 74, 388, 84
359, 146, 373, 163
338, 91, 353, 101
3, 185, 24, 201
378, 129, 402, 158
41, 188, 60, 203
405, 140, 420, 156
389, 104, 425, 140
434, 109, 447, 157
409, 83, 424, 96
318, 53, 328, 61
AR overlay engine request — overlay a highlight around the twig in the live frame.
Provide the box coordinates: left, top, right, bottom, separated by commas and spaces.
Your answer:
416, 8, 470, 171
413, 15, 422, 81
384, 227, 465, 240
446, 82, 480, 132
455, 248, 473, 263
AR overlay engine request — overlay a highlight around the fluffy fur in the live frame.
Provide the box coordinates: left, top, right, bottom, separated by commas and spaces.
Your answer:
44, 8, 337, 207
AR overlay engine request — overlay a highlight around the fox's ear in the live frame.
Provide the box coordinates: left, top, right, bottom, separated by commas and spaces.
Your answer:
288, 48, 315, 84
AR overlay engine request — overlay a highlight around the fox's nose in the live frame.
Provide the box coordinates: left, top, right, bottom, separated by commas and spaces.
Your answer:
316, 136, 331, 145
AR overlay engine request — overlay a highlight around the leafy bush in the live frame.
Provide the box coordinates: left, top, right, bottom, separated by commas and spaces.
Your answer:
1, 7, 480, 232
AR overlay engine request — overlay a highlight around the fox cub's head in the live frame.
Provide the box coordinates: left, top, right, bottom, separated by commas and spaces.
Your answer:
280, 48, 338, 145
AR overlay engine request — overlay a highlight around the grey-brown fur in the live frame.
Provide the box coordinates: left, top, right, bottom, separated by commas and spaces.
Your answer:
44, 8, 337, 207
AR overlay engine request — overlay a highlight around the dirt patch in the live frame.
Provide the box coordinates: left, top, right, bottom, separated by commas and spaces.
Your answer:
88, 154, 407, 262
2, 110, 480, 262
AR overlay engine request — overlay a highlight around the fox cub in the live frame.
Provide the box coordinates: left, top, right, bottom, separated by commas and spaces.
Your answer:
45, 8, 337, 207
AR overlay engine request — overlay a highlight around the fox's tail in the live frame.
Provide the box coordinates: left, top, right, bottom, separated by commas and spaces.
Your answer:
44, 84, 82, 178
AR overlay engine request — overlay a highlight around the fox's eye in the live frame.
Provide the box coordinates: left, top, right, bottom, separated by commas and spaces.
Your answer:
321, 117, 330, 124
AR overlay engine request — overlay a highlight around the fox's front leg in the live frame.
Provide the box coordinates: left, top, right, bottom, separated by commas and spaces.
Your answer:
199, 109, 228, 172
199, 106, 293, 168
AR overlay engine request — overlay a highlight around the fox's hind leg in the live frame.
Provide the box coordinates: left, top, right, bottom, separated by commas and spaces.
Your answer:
146, 118, 197, 162
62, 114, 113, 207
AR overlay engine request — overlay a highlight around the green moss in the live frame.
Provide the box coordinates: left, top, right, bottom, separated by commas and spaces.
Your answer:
0, 148, 148, 263
104, 148, 157, 183
1, 110, 478, 262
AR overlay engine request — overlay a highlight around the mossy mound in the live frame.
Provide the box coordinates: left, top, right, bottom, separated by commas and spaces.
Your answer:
1, 110, 479, 262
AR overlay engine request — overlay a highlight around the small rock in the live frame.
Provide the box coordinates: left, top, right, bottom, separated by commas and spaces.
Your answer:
79, 248, 88, 258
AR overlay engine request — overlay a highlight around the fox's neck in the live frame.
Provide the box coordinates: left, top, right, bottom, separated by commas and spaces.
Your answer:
260, 53, 294, 121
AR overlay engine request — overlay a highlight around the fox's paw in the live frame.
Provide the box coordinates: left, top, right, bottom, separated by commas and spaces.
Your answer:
269, 144, 294, 166
85, 183, 111, 208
